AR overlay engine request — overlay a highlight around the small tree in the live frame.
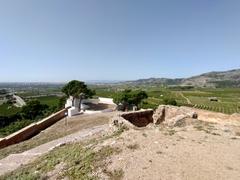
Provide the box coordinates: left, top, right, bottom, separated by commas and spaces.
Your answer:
62, 80, 95, 111
58, 96, 68, 109
21, 100, 49, 120
113, 90, 148, 111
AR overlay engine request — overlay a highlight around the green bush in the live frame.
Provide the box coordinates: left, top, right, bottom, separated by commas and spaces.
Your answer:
0, 119, 32, 137
139, 101, 158, 109
163, 98, 177, 106
113, 89, 148, 111
58, 96, 67, 109
21, 100, 49, 120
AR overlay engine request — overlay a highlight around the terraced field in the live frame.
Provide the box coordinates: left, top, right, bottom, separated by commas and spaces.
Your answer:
180, 89, 240, 114
94, 86, 240, 115
118, 88, 240, 114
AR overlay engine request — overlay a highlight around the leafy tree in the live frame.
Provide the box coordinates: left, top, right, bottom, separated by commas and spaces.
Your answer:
113, 90, 148, 111
0, 114, 22, 128
62, 80, 95, 111
21, 100, 49, 120
58, 96, 68, 109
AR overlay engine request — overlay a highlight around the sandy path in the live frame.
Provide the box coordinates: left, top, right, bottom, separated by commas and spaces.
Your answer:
0, 124, 108, 176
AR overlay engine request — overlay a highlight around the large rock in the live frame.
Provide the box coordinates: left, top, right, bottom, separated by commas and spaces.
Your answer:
153, 105, 198, 127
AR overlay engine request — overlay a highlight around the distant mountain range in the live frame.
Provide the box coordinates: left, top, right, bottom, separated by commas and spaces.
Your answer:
121, 69, 240, 88
1, 69, 240, 88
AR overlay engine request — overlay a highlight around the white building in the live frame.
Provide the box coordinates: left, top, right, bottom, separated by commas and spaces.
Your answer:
65, 96, 115, 117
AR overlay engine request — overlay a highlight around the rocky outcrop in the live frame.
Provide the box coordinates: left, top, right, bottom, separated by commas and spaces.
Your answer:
153, 105, 198, 127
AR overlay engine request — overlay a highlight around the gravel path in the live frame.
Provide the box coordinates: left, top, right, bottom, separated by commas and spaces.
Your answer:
0, 124, 108, 176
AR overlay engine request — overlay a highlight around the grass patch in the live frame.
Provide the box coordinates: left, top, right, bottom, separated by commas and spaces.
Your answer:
1, 140, 122, 180
0, 119, 33, 138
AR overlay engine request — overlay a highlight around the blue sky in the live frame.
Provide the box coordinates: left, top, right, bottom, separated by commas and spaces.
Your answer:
0, 0, 240, 82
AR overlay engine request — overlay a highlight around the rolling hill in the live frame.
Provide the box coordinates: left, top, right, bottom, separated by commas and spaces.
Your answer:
122, 69, 240, 88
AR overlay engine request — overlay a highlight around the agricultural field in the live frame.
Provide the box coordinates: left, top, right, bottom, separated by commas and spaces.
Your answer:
180, 88, 240, 114
29, 96, 60, 107
94, 85, 240, 115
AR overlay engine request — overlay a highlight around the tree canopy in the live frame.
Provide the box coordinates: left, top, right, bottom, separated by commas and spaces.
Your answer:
62, 80, 95, 99
113, 89, 148, 111
21, 100, 49, 120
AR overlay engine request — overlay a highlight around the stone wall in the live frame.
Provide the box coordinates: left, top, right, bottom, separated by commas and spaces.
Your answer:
0, 108, 68, 149
110, 110, 154, 130
110, 106, 198, 130
121, 110, 154, 127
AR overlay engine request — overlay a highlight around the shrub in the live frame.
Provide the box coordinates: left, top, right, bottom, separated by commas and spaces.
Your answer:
113, 90, 148, 111
21, 100, 49, 120
0, 119, 32, 137
163, 98, 177, 106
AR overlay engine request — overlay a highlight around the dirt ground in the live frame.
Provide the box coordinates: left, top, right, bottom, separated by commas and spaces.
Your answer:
1, 107, 240, 179
192, 107, 240, 126
93, 109, 240, 180
0, 111, 116, 159
98, 121, 240, 180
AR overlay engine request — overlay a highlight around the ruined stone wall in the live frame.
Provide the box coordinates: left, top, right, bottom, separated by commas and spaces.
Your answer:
110, 106, 198, 130
0, 108, 68, 149
120, 110, 154, 127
